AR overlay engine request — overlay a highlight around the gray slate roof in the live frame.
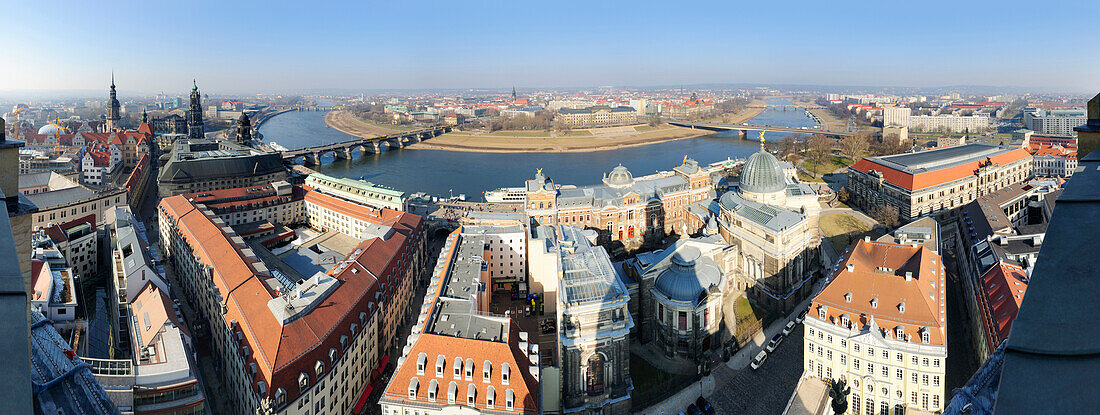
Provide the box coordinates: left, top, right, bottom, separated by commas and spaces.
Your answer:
24, 186, 96, 210
718, 191, 805, 232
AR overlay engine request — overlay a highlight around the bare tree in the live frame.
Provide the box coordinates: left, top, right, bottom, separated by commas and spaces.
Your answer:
871, 204, 901, 229
840, 133, 870, 161
805, 134, 833, 177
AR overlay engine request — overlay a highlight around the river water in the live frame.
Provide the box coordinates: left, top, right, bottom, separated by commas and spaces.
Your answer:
258, 98, 818, 200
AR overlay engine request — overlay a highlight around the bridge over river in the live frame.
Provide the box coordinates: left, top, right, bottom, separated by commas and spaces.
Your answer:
666, 119, 854, 138
280, 125, 452, 165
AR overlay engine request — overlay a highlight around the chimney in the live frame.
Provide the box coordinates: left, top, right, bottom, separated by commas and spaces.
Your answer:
864, 236, 871, 242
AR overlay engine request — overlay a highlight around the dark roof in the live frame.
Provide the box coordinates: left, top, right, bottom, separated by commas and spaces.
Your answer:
158, 139, 284, 183
558, 105, 635, 114
29, 312, 117, 414
993, 151, 1100, 414
23, 187, 96, 210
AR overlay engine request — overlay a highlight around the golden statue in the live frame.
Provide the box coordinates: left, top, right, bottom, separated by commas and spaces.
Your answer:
759, 130, 766, 150
682, 155, 688, 165
536, 168, 543, 175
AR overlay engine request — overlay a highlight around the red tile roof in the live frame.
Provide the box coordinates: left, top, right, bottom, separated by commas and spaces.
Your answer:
158, 188, 423, 405
980, 262, 1028, 345
811, 239, 946, 345
849, 148, 1031, 191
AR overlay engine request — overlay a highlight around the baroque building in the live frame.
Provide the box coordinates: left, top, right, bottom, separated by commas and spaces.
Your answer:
709, 144, 821, 313
525, 158, 716, 250
187, 80, 205, 140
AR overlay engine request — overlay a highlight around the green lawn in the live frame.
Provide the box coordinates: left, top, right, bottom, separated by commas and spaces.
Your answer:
803, 155, 853, 176
820, 213, 881, 252
734, 295, 768, 338
630, 354, 674, 393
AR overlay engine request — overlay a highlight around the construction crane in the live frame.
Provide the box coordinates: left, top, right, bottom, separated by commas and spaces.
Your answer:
47, 117, 69, 134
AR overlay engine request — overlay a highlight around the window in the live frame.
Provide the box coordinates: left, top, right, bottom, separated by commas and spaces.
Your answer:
416, 353, 427, 375
854, 344, 860, 353
454, 357, 463, 378
933, 359, 940, 368
506, 389, 515, 410
854, 359, 860, 371
436, 356, 446, 377
465, 358, 474, 380
896, 353, 903, 362
867, 362, 874, 374
467, 383, 477, 406
911, 373, 917, 384
933, 394, 940, 408
428, 379, 438, 401
922, 358, 929, 367
483, 360, 492, 383
922, 393, 929, 410
586, 354, 605, 396
911, 392, 918, 405
486, 385, 496, 408
502, 363, 510, 385
896, 369, 902, 380
922, 374, 929, 386
881, 365, 888, 378
840, 355, 847, 366
408, 378, 419, 400
933, 376, 940, 387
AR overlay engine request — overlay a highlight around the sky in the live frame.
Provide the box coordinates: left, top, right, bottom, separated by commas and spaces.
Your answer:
1, 0, 1098, 95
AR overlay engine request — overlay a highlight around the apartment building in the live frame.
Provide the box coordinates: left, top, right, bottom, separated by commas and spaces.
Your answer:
805, 238, 947, 414
40, 214, 98, 279
158, 180, 425, 415
1024, 108, 1086, 137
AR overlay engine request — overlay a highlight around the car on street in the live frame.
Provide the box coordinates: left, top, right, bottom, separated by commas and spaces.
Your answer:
796, 307, 808, 323
686, 403, 703, 415
696, 396, 715, 415
751, 350, 768, 370
766, 333, 783, 352
783, 321, 796, 336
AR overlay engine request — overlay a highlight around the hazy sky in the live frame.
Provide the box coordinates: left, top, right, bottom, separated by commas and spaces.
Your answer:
2, 0, 1098, 94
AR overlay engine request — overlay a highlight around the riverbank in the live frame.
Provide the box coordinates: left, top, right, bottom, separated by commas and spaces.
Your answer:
325, 110, 407, 138
407, 124, 711, 153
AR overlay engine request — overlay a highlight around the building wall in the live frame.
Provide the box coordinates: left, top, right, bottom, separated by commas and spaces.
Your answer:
31, 189, 127, 231
804, 316, 947, 414
158, 170, 286, 199
847, 157, 1032, 222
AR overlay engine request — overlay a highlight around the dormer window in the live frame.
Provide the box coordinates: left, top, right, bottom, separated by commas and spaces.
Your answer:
921, 328, 930, 344
298, 372, 309, 393
417, 353, 427, 376
898, 302, 906, 313
896, 326, 905, 339
408, 377, 419, 400
818, 305, 827, 320
486, 385, 496, 408
274, 388, 287, 407
841, 314, 850, 328
329, 348, 339, 365
436, 355, 446, 377
448, 381, 458, 404
467, 383, 477, 406
454, 357, 463, 378
428, 379, 439, 401
502, 363, 511, 385
870, 298, 878, 309
315, 361, 325, 378
844, 292, 852, 303
465, 358, 474, 380
506, 388, 515, 410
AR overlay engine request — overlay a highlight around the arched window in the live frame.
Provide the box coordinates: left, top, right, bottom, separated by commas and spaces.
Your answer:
586, 354, 605, 396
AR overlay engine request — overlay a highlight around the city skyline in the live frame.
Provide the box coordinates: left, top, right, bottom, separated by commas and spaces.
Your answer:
2, 0, 1098, 94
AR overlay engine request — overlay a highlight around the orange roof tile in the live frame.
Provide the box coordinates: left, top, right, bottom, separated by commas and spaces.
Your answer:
980, 262, 1028, 343
811, 239, 946, 345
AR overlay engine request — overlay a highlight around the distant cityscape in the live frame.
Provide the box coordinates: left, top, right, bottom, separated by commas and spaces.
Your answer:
2, 72, 1097, 415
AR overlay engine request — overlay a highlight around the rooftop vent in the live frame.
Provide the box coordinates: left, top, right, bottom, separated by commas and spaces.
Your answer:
846, 263, 855, 272
905, 271, 913, 282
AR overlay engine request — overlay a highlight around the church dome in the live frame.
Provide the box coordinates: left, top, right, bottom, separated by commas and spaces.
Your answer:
653, 247, 723, 304
739, 149, 786, 194
38, 124, 58, 135
604, 164, 634, 188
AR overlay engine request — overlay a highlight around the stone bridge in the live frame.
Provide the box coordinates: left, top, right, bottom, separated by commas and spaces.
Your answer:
280, 125, 452, 165
666, 119, 854, 138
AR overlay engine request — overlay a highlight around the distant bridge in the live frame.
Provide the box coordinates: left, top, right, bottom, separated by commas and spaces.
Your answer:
281, 125, 452, 165
748, 104, 825, 110
666, 119, 854, 138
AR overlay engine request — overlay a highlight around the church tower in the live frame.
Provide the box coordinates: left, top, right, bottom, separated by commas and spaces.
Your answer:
106, 73, 121, 131
187, 79, 205, 140
235, 112, 252, 144
511, 85, 517, 101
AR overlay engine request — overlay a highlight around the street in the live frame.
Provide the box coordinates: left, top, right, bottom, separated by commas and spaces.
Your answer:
708, 325, 805, 415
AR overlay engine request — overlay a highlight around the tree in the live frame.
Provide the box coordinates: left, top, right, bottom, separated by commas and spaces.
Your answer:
779, 135, 802, 160
805, 134, 833, 177
841, 133, 870, 161
837, 188, 850, 203
871, 204, 901, 230
829, 379, 851, 415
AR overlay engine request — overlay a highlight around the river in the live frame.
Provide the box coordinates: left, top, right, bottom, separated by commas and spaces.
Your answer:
258, 98, 818, 200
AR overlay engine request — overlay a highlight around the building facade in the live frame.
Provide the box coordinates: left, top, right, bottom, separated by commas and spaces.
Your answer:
848, 143, 1033, 223
525, 158, 715, 250
556, 106, 637, 128
908, 114, 991, 133
804, 239, 948, 414
1024, 108, 1086, 137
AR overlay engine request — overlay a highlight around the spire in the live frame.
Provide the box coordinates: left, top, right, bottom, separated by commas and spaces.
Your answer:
192, 78, 198, 91
141, 108, 148, 124
111, 70, 115, 89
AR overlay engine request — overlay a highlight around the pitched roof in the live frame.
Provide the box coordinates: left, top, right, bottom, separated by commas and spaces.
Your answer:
811, 239, 946, 345
980, 262, 1028, 343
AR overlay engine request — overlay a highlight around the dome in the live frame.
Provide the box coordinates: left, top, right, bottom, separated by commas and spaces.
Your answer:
603, 164, 634, 188
38, 124, 58, 135
653, 247, 723, 303
739, 149, 786, 194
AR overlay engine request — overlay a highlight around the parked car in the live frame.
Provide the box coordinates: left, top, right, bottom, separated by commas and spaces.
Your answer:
696, 396, 716, 415
796, 307, 808, 323
751, 350, 768, 370
783, 320, 796, 336
686, 403, 703, 415
766, 333, 783, 352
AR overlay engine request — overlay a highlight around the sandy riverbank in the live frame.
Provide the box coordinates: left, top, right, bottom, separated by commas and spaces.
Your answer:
325, 110, 407, 138
407, 125, 711, 153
